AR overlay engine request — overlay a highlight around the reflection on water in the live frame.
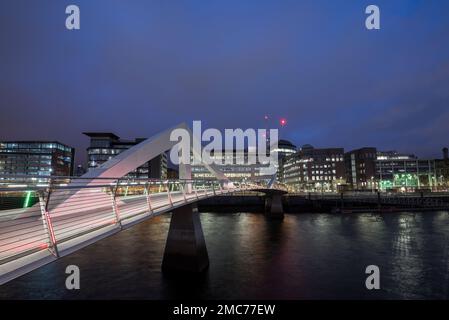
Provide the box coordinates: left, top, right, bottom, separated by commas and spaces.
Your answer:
1, 212, 448, 299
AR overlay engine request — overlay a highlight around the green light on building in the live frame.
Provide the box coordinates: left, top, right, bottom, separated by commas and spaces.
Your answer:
23, 191, 32, 208
393, 173, 418, 187
380, 180, 393, 190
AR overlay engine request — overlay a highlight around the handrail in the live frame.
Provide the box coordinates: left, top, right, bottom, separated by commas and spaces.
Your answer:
0, 176, 275, 285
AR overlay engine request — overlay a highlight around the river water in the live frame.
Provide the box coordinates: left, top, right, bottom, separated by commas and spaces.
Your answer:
1, 212, 448, 299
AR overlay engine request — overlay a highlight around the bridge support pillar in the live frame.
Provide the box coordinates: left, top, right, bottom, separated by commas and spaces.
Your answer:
265, 194, 284, 219
162, 204, 209, 273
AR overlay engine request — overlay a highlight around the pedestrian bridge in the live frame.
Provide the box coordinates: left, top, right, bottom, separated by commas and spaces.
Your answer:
0, 123, 285, 284
0, 177, 278, 285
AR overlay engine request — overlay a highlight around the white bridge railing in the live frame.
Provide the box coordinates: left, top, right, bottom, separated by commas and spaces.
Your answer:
0, 176, 264, 285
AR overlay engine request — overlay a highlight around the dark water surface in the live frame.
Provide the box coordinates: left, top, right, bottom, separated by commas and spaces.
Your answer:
1, 212, 449, 299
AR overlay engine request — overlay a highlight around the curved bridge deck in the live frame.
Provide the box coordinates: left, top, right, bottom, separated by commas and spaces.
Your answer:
0, 178, 276, 285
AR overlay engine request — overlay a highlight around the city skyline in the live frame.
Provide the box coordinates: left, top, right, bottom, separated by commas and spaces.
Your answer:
3, 129, 447, 168
2, 1, 449, 305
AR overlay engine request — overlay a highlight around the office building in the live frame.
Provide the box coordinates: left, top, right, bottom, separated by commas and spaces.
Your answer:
375, 151, 438, 191
274, 140, 296, 182
344, 147, 377, 190
274, 139, 297, 159
83, 132, 167, 179
190, 148, 275, 181
0, 141, 75, 180
436, 147, 449, 190
281, 144, 345, 192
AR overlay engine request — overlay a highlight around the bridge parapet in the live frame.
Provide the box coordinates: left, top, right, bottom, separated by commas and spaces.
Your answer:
0, 175, 262, 284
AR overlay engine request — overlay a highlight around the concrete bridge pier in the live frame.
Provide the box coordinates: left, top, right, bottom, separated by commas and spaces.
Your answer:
162, 203, 209, 273
264, 194, 285, 219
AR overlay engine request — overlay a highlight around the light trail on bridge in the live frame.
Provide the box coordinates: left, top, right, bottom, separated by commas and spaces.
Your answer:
0, 176, 274, 285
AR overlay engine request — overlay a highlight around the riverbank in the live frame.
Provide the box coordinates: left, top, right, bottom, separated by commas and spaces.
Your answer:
198, 195, 449, 213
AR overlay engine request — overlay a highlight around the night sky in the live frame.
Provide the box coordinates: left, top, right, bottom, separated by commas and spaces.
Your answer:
1, 0, 449, 165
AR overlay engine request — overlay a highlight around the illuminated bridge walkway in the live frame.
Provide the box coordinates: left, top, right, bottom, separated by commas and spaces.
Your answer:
0, 123, 286, 284
0, 177, 284, 284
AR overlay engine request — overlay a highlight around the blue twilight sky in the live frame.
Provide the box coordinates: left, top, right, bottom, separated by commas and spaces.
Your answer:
1, 0, 449, 165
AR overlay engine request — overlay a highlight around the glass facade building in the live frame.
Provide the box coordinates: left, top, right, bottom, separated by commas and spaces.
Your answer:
190, 149, 274, 181
376, 151, 438, 192
0, 141, 75, 179
274, 139, 297, 182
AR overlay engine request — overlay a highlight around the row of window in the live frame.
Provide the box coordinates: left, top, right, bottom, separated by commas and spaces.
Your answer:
0, 160, 52, 165
88, 148, 123, 155
0, 143, 72, 152
0, 154, 52, 159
